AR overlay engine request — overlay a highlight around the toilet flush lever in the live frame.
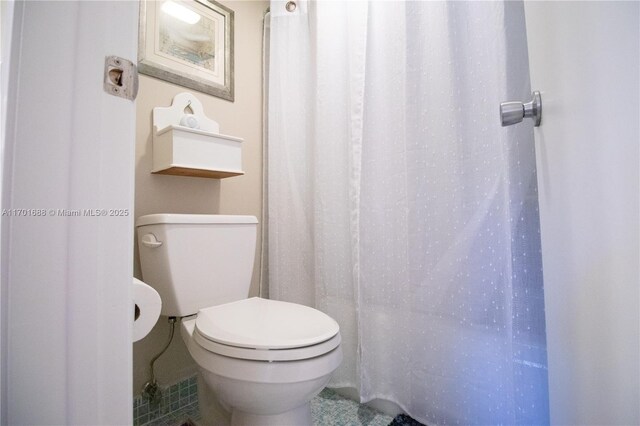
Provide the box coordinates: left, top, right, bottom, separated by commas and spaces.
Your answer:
500, 91, 542, 127
141, 234, 163, 248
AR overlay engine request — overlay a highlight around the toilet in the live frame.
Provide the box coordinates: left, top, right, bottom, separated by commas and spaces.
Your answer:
136, 214, 342, 426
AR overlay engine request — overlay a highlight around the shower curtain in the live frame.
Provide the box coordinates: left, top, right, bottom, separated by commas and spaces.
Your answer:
266, 1, 549, 424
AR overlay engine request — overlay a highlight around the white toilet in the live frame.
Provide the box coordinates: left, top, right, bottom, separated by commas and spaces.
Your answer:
136, 214, 342, 426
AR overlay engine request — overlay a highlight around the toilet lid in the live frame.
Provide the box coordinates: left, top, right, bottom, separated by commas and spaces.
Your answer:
195, 297, 340, 350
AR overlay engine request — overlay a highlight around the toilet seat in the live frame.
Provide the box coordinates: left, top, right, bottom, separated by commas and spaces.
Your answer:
193, 328, 341, 361
193, 297, 341, 361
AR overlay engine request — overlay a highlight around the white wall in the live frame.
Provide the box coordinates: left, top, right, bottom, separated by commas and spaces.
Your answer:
525, 2, 639, 424
133, 0, 267, 393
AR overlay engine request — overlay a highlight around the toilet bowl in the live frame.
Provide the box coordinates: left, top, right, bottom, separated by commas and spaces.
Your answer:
181, 298, 342, 425
136, 214, 342, 426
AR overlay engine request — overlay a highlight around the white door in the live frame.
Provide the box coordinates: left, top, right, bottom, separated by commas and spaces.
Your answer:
524, 2, 639, 424
2, 1, 138, 424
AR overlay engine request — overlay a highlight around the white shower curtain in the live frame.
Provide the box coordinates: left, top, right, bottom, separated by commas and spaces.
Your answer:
267, 1, 549, 424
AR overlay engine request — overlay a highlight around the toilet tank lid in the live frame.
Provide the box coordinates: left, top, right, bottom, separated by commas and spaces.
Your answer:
136, 214, 258, 227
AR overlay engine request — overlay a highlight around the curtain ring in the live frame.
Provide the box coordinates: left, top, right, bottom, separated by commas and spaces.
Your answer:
285, 1, 297, 12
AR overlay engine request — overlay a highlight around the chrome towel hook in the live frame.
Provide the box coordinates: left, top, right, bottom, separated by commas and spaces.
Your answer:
500, 91, 542, 127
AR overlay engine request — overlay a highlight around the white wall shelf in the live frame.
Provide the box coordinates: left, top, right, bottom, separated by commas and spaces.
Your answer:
152, 92, 244, 179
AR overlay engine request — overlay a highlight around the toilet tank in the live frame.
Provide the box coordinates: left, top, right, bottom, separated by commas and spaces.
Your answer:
136, 214, 258, 317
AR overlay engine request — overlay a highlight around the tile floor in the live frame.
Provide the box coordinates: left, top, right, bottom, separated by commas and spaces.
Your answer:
311, 388, 393, 426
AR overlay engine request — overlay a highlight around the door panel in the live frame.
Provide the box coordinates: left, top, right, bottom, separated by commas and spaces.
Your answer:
3, 2, 137, 423
524, 2, 639, 424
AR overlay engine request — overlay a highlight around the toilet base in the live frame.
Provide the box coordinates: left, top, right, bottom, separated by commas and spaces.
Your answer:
196, 372, 315, 426
231, 403, 311, 426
